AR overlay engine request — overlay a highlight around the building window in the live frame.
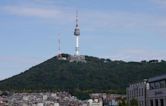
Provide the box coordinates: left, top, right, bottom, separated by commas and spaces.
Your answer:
138, 88, 140, 96
150, 100, 153, 106
142, 88, 144, 96
155, 99, 158, 106
160, 99, 164, 106
141, 101, 144, 106
150, 83, 155, 89
155, 82, 160, 89
132, 90, 133, 97
136, 88, 138, 97
160, 80, 166, 88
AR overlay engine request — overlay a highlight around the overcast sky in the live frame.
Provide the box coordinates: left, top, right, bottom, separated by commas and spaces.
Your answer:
1, 0, 166, 80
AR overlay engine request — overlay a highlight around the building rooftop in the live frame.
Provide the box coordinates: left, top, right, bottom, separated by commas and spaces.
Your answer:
148, 74, 166, 82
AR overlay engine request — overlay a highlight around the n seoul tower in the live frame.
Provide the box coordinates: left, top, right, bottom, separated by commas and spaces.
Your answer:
74, 11, 80, 56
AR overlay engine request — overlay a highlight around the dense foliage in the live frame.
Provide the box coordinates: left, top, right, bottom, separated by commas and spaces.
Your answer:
0, 54, 166, 99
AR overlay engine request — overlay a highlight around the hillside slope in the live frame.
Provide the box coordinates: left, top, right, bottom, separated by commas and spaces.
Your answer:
0, 54, 166, 98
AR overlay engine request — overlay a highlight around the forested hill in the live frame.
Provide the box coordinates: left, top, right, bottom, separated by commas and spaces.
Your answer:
0, 54, 166, 98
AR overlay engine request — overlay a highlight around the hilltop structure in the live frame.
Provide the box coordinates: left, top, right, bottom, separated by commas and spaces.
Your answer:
69, 11, 86, 63
57, 12, 86, 62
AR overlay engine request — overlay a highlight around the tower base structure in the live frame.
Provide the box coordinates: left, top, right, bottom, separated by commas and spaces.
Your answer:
69, 55, 86, 63
56, 53, 86, 63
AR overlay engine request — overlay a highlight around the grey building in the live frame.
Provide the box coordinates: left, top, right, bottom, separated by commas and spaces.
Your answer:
127, 81, 147, 106
127, 75, 166, 106
147, 75, 166, 106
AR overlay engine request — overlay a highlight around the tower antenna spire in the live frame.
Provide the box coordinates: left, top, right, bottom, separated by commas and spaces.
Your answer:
76, 10, 78, 27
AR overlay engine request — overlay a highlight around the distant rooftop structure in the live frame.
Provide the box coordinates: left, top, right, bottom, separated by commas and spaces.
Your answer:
56, 54, 86, 63
6, 92, 83, 106
69, 55, 86, 63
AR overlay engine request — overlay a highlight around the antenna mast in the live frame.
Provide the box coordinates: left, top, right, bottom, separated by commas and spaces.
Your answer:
57, 34, 62, 58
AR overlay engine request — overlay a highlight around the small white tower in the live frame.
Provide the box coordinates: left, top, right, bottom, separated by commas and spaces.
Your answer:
57, 34, 62, 59
57, 35, 67, 60
58, 35, 61, 55
74, 11, 80, 56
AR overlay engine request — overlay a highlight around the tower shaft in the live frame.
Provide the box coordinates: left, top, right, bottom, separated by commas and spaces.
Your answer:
76, 36, 79, 55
